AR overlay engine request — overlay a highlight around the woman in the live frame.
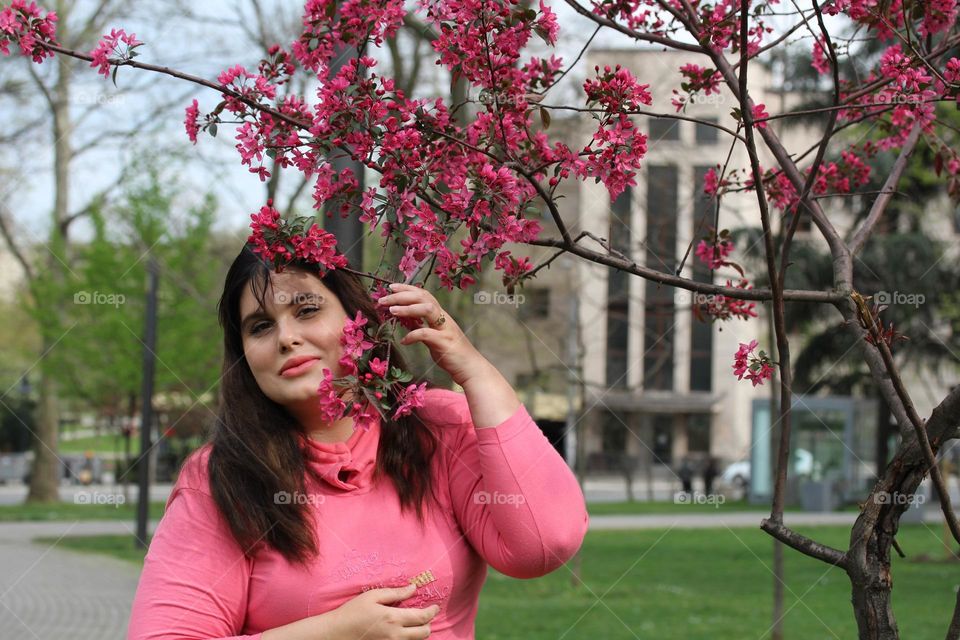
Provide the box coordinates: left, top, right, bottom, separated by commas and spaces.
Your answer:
127, 245, 588, 639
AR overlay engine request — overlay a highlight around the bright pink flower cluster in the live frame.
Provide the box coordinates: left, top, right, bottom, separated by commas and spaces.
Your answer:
918, 0, 958, 37
580, 64, 652, 197
0, 0, 56, 62
732, 339, 775, 387
184, 99, 200, 144
672, 63, 721, 111
811, 38, 830, 75
89, 28, 142, 77
247, 202, 347, 273
751, 103, 769, 129
695, 238, 734, 270
695, 279, 758, 323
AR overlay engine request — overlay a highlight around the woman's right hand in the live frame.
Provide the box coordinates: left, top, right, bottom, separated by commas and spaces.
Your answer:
328, 583, 440, 639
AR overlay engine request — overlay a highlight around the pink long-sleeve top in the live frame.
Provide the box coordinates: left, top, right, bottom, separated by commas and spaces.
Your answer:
128, 388, 588, 639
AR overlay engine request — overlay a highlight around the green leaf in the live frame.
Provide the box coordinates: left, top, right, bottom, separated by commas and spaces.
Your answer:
208, 123, 218, 138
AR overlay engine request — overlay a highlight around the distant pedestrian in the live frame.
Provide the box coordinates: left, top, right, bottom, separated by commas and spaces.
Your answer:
703, 457, 719, 496
678, 457, 694, 495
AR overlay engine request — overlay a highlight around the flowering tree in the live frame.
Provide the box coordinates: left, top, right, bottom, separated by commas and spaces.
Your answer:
3, 0, 960, 636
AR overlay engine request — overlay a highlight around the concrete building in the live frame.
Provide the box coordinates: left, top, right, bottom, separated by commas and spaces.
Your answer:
476, 47, 959, 502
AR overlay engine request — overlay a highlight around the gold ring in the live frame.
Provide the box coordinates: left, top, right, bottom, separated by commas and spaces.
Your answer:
430, 312, 446, 328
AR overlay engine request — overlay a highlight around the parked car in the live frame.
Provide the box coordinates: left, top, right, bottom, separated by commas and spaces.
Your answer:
0, 452, 29, 484
721, 448, 817, 489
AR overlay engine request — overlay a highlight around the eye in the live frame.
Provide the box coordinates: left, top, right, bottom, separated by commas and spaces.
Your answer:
298, 306, 319, 317
248, 320, 271, 336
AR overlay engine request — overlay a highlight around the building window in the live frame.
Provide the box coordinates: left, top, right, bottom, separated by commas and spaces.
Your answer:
687, 414, 711, 453
602, 411, 628, 452
694, 117, 719, 144
648, 118, 680, 142
652, 414, 673, 464
606, 188, 631, 388
644, 165, 677, 391
518, 288, 550, 321
690, 166, 715, 392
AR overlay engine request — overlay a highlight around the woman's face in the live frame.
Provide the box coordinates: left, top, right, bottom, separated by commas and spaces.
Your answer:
239, 269, 349, 411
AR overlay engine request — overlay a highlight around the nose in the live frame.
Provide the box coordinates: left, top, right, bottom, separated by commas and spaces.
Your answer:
276, 317, 302, 353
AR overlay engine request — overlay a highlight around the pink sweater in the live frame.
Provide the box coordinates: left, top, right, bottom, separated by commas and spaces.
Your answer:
128, 388, 588, 639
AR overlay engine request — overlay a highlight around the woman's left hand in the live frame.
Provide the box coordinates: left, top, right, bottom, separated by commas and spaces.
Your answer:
376, 282, 486, 387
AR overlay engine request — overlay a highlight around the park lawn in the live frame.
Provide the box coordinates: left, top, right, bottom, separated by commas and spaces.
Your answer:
0, 501, 166, 521
59, 432, 139, 455
588, 500, 862, 516
588, 499, 771, 515
35, 524, 958, 638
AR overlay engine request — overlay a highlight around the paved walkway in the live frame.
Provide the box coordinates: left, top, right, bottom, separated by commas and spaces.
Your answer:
0, 521, 149, 640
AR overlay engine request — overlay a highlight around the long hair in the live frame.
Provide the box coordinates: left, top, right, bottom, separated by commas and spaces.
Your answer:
209, 245, 438, 564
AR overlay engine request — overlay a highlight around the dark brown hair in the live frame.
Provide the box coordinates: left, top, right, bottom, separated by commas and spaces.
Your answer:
209, 245, 438, 564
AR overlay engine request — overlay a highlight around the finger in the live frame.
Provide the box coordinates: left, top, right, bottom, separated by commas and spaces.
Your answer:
372, 583, 417, 604
377, 289, 435, 307
401, 605, 441, 627
402, 624, 432, 639
387, 302, 440, 319
399, 327, 444, 346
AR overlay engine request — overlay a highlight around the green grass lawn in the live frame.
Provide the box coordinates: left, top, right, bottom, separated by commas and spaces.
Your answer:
588, 498, 771, 515
59, 433, 139, 455
34, 524, 959, 638
0, 501, 166, 522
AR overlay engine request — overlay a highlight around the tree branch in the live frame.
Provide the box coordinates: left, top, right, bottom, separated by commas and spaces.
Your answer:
760, 519, 848, 567
848, 123, 922, 256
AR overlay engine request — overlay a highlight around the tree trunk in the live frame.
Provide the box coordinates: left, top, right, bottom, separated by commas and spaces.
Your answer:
27, 373, 60, 502
27, 41, 73, 503
848, 434, 929, 639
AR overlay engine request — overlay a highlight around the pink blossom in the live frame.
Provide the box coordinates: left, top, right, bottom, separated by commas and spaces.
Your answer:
746, 362, 775, 387
350, 401, 380, 432
368, 357, 389, 378
534, 0, 559, 44
89, 28, 142, 77
812, 39, 830, 76
340, 311, 375, 365
316, 368, 346, 423
184, 99, 200, 144
694, 238, 733, 270
731, 339, 774, 386
703, 167, 721, 196
946, 58, 960, 84
392, 381, 427, 419
732, 340, 758, 379
0, 0, 58, 63
751, 103, 769, 129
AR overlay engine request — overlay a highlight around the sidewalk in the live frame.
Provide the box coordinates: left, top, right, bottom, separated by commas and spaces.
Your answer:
0, 521, 144, 640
